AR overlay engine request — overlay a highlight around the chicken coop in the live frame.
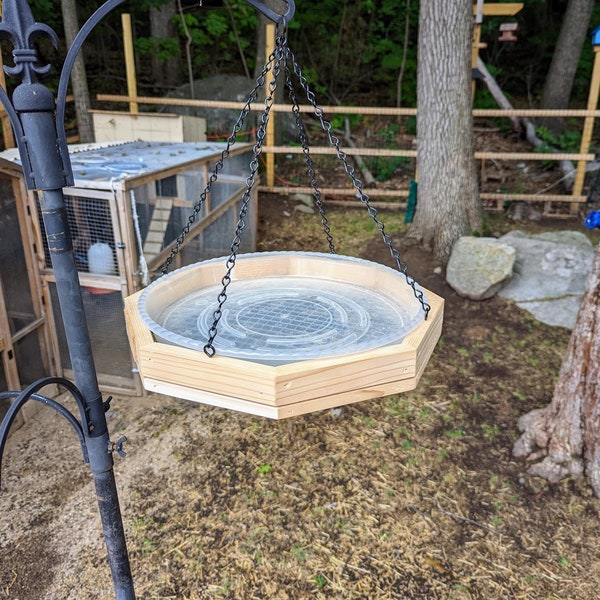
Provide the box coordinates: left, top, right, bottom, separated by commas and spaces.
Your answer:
0, 140, 257, 395
0, 171, 53, 395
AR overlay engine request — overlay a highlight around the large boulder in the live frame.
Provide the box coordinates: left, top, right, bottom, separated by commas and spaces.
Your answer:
165, 74, 255, 135
165, 74, 296, 139
497, 230, 594, 328
446, 237, 516, 300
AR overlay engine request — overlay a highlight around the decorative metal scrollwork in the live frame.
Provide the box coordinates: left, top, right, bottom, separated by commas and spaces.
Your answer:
0, 0, 59, 82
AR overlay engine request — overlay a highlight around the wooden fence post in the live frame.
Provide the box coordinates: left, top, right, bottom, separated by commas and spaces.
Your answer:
122, 13, 139, 114
265, 23, 276, 188
573, 44, 600, 201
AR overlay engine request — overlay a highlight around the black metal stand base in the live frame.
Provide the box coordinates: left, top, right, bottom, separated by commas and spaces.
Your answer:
0, 377, 135, 599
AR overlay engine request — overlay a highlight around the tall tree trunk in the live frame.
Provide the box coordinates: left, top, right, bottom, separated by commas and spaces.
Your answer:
539, 0, 595, 136
408, 0, 481, 263
61, 0, 94, 143
150, 0, 181, 91
513, 241, 600, 496
396, 0, 412, 110
253, 0, 281, 80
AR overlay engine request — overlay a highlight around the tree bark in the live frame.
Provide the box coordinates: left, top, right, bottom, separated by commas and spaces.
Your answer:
539, 0, 595, 136
150, 0, 181, 91
61, 0, 94, 143
513, 241, 600, 496
408, 0, 482, 263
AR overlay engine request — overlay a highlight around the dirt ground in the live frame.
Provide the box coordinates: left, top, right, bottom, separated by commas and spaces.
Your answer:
2, 184, 600, 599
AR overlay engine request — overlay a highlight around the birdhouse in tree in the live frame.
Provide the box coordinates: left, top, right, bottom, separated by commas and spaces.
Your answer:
592, 25, 600, 47
499, 23, 518, 42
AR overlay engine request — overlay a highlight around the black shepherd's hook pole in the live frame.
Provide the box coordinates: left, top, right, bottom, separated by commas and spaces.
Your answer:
0, 0, 135, 598
0, 1, 295, 598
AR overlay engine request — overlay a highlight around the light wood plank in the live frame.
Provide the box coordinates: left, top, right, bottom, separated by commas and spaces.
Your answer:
142, 197, 173, 261
473, 3, 523, 16
124, 279, 444, 416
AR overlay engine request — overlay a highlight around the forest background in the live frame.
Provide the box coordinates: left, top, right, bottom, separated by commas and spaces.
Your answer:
20, 0, 600, 143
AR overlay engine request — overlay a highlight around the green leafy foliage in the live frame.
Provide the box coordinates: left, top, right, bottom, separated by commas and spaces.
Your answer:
535, 126, 582, 167
135, 36, 180, 61
287, 0, 419, 105
25, 0, 600, 116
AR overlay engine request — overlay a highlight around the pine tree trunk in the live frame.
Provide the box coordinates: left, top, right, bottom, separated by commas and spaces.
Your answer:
150, 1, 181, 91
513, 242, 600, 496
61, 0, 94, 143
539, 0, 595, 136
408, 0, 482, 263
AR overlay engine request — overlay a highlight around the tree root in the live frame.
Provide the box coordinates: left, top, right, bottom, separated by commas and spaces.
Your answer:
512, 243, 600, 497
513, 407, 585, 484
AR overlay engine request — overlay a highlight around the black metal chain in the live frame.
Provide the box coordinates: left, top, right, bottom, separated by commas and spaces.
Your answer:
164, 27, 429, 358
283, 61, 336, 253
202, 29, 288, 356
285, 45, 430, 319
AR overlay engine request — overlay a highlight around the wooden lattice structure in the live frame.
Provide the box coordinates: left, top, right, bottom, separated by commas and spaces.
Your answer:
0, 141, 257, 394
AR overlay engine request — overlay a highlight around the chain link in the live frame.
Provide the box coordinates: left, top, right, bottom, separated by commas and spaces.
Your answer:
285, 45, 430, 319
203, 29, 288, 356
165, 28, 429, 358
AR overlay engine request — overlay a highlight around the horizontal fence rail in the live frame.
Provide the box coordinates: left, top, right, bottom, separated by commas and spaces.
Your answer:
96, 95, 600, 118
261, 145, 595, 162
96, 93, 598, 216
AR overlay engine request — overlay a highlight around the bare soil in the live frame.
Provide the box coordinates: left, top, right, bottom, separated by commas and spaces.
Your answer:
2, 181, 600, 598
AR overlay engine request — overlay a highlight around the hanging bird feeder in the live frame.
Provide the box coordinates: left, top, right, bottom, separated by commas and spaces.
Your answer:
124, 14, 444, 419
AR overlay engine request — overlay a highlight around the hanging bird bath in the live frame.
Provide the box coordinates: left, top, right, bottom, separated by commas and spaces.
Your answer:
125, 252, 444, 419
124, 22, 445, 419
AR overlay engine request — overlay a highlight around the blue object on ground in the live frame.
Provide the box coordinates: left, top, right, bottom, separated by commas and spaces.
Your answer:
584, 211, 600, 229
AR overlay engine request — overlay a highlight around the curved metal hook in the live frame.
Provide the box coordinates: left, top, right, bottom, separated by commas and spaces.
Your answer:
243, 0, 295, 25
54, 0, 294, 182
56, 0, 128, 184
0, 377, 92, 489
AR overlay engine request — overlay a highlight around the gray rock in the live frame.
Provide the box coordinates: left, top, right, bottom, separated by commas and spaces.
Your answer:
497, 230, 594, 328
446, 237, 516, 300
165, 75, 255, 135
294, 204, 315, 214
514, 296, 582, 329
165, 74, 297, 139
290, 193, 314, 207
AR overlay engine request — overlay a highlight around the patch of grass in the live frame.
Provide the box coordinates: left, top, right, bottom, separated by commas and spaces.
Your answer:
401, 439, 413, 450
444, 428, 465, 439
290, 544, 309, 564
139, 538, 156, 556
386, 396, 413, 418
481, 423, 500, 441
326, 210, 409, 255
359, 414, 378, 428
